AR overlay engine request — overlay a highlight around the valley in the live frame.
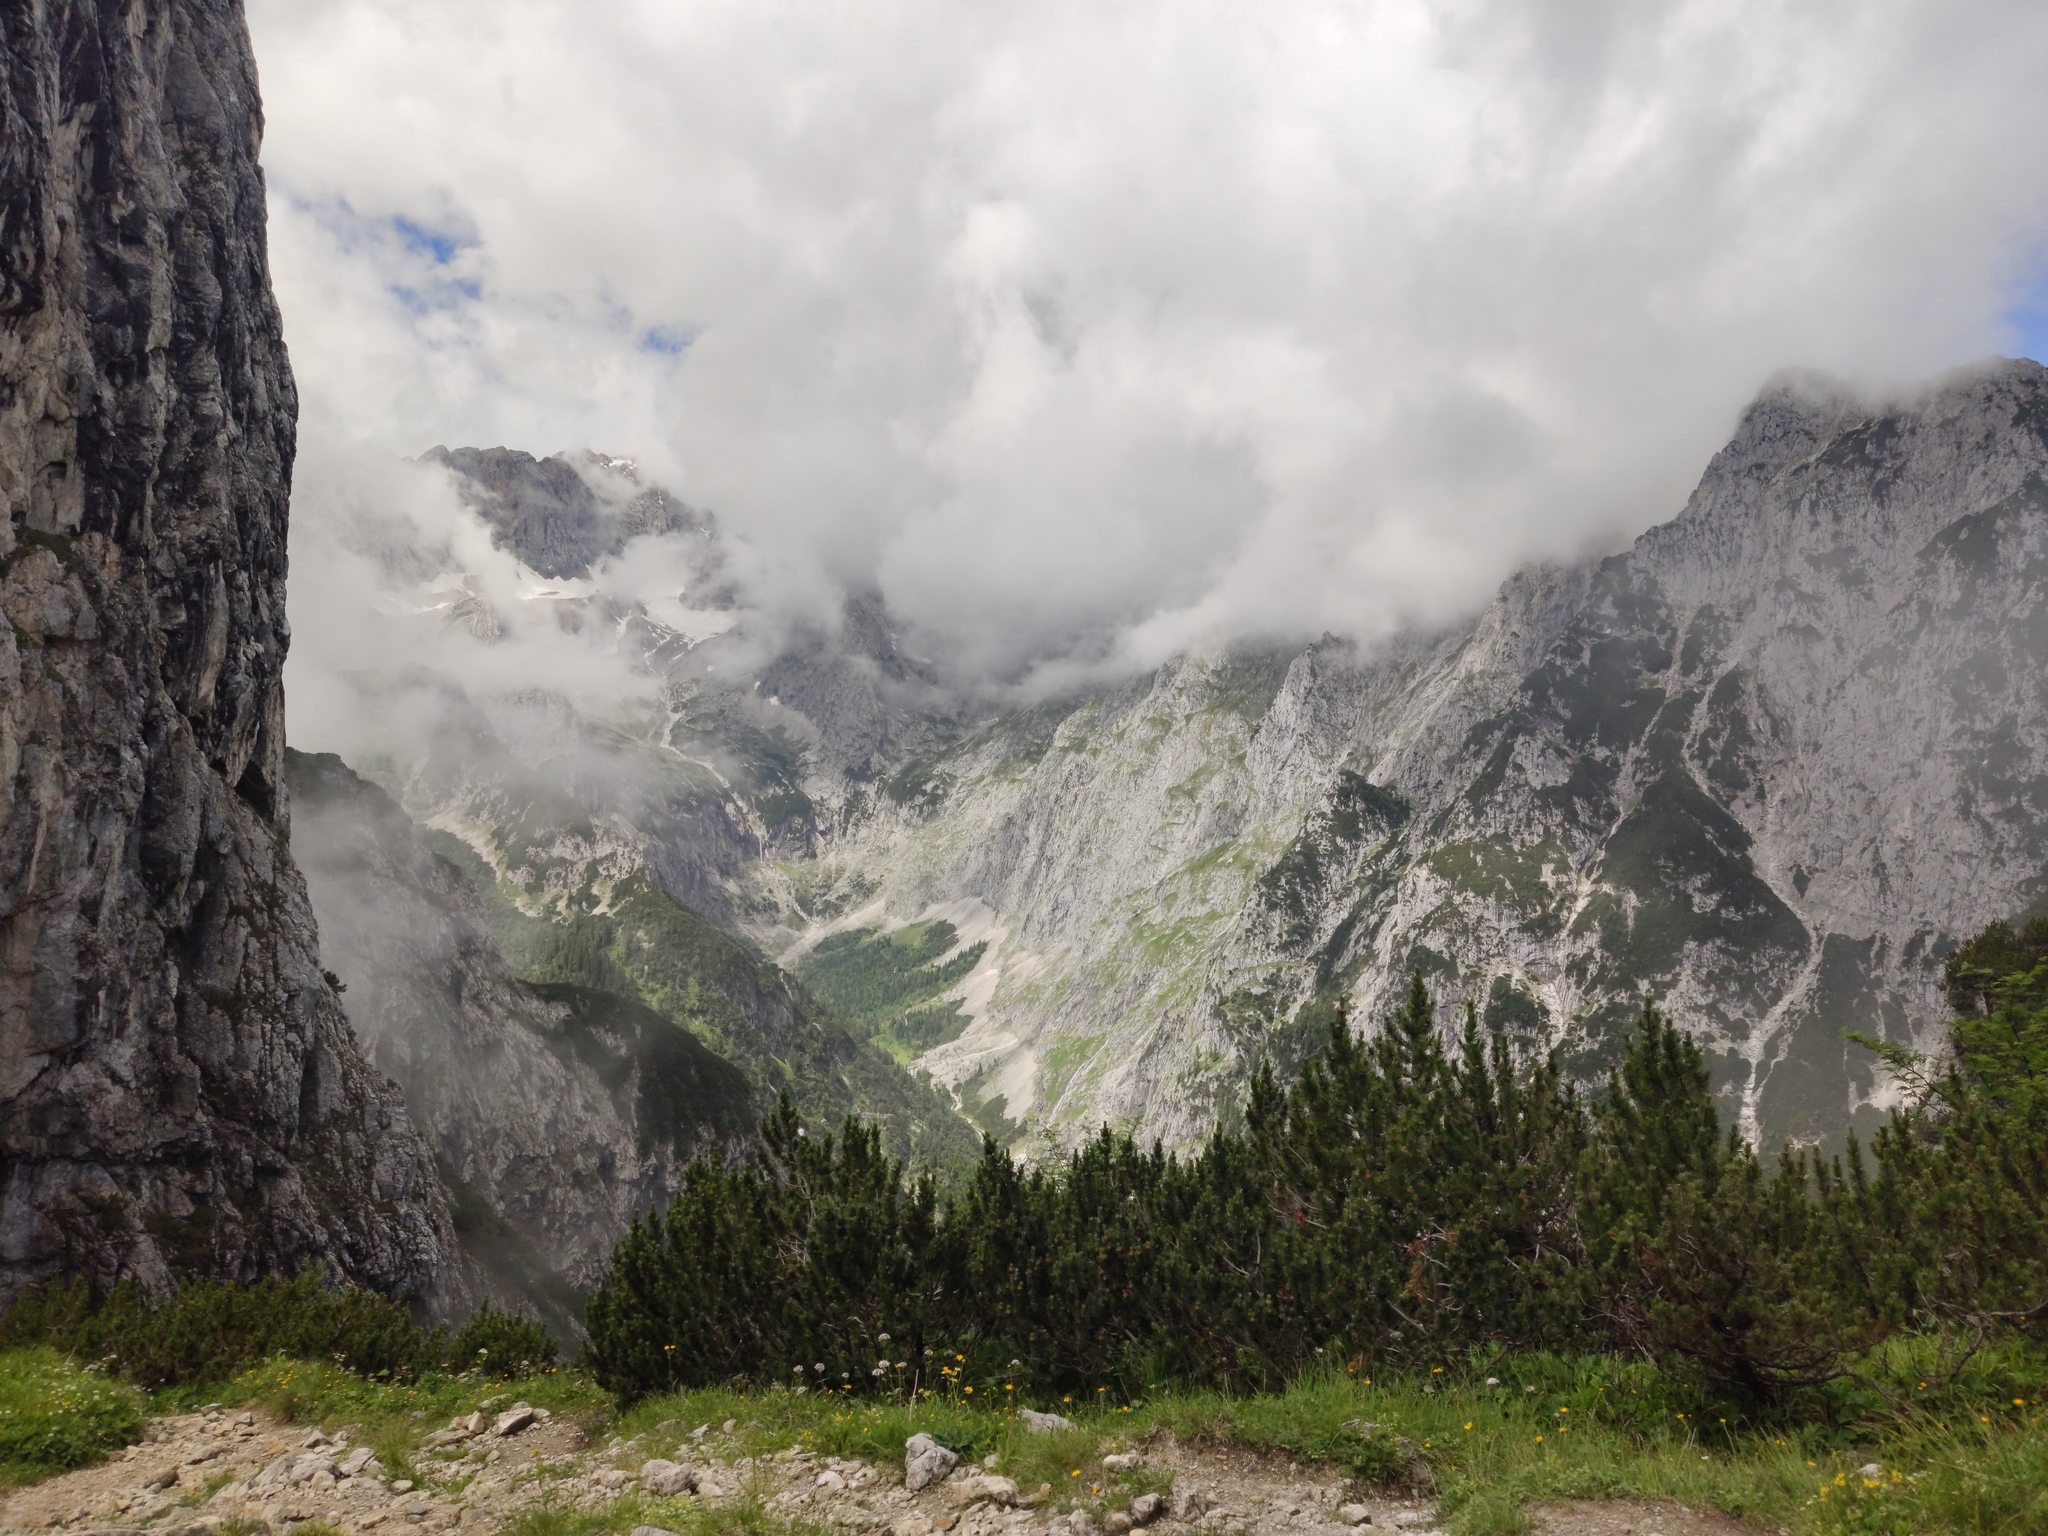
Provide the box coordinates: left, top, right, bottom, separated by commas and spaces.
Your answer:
295, 361, 2048, 1176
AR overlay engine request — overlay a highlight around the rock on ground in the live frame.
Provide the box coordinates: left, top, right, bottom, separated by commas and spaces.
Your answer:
0, 1409, 1777, 1536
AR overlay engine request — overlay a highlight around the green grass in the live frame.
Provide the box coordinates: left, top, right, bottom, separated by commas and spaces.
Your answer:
198, 1355, 604, 1432
598, 1385, 1168, 1514
589, 1350, 2048, 1536
0, 1348, 145, 1486
499, 1488, 820, 1536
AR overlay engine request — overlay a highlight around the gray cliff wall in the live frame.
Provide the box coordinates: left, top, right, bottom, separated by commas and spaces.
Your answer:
0, 0, 453, 1300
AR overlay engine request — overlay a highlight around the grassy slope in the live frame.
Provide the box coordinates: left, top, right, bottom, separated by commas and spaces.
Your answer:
793, 920, 985, 1062
0, 1350, 143, 1489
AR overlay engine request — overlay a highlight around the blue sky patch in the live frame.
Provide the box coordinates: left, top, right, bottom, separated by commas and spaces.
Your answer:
392, 215, 470, 265
640, 324, 696, 356
2014, 307, 2048, 366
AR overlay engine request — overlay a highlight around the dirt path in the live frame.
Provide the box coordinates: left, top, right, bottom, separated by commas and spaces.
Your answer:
0, 1408, 1769, 1536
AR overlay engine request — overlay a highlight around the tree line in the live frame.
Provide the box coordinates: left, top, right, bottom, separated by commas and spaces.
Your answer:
579, 922, 2045, 1408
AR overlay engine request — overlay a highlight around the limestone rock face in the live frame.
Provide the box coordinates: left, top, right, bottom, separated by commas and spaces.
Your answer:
284, 749, 756, 1325
385, 362, 2048, 1155
743, 360, 2048, 1152
0, 0, 452, 1299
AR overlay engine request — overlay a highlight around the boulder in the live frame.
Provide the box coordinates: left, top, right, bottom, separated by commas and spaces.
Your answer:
944, 1474, 1019, 1508
640, 1460, 698, 1497
1129, 1494, 1164, 1526
1102, 1453, 1141, 1471
492, 1407, 537, 1438
1337, 1505, 1373, 1526
905, 1434, 960, 1492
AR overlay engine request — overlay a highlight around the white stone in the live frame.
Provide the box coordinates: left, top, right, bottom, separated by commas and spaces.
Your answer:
905, 1434, 960, 1492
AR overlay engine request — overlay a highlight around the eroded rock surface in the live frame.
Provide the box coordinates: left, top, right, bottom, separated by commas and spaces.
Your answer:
0, 0, 451, 1299
745, 361, 2048, 1152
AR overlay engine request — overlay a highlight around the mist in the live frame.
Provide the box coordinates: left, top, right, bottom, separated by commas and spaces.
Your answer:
254, 0, 2048, 696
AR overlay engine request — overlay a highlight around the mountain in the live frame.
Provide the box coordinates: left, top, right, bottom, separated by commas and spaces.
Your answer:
739, 361, 2048, 1153
316, 681, 981, 1174
386, 362, 2048, 1158
0, 0, 453, 1303
418, 445, 719, 586
284, 750, 756, 1332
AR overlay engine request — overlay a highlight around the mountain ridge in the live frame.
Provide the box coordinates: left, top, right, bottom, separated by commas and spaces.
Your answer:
297, 357, 2048, 1180
718, 357, 2048, 1153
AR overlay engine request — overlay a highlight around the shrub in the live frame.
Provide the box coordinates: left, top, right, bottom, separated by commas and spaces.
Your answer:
0, 1272, 561, 1393
585, 928, 2048, 1411
449, 1303, 558, 1377
0, 1348, 143, 1477
0, 1270, 438, 1389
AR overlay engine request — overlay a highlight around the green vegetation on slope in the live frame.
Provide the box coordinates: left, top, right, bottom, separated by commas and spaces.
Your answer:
3, 1299, 2043, 1535
425, 833, 979, 1175
0, 1350, 142, 1486
0, 1272, 557, 1392
794, 920, 985, 1059
529, 982, 759, 1156
0, 1277, 574, 1487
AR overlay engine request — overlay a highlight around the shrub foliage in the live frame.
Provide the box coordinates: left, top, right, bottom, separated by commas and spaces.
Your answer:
586, 941, 2048, 1407
0, 1270, 557, 1391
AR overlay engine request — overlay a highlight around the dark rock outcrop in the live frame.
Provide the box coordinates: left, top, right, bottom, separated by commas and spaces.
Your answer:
419, 446, 705, 579
0, 0, 453, 1301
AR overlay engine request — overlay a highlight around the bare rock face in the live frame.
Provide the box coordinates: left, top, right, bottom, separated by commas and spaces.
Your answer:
728, 359, 2048, 1153
0, 0, 453, 1300
284, 749, 757, 1329
418, 446, 706, 580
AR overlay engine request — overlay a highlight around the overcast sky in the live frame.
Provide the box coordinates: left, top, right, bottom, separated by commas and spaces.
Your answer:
250, 0, 2048, 688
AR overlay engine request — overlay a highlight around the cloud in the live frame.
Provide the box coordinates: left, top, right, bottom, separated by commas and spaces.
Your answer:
252, 0, 2048, 690
281, 442, 675, 762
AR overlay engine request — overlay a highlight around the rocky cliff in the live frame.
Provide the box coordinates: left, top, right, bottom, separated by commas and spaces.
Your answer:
314, 362, 2048, 1163
0, 0, 452, 1300
284, 750, 756, 1331
763, 361, 2048, 1153
417, 446, 711, 583
302, 676, 981, 1172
